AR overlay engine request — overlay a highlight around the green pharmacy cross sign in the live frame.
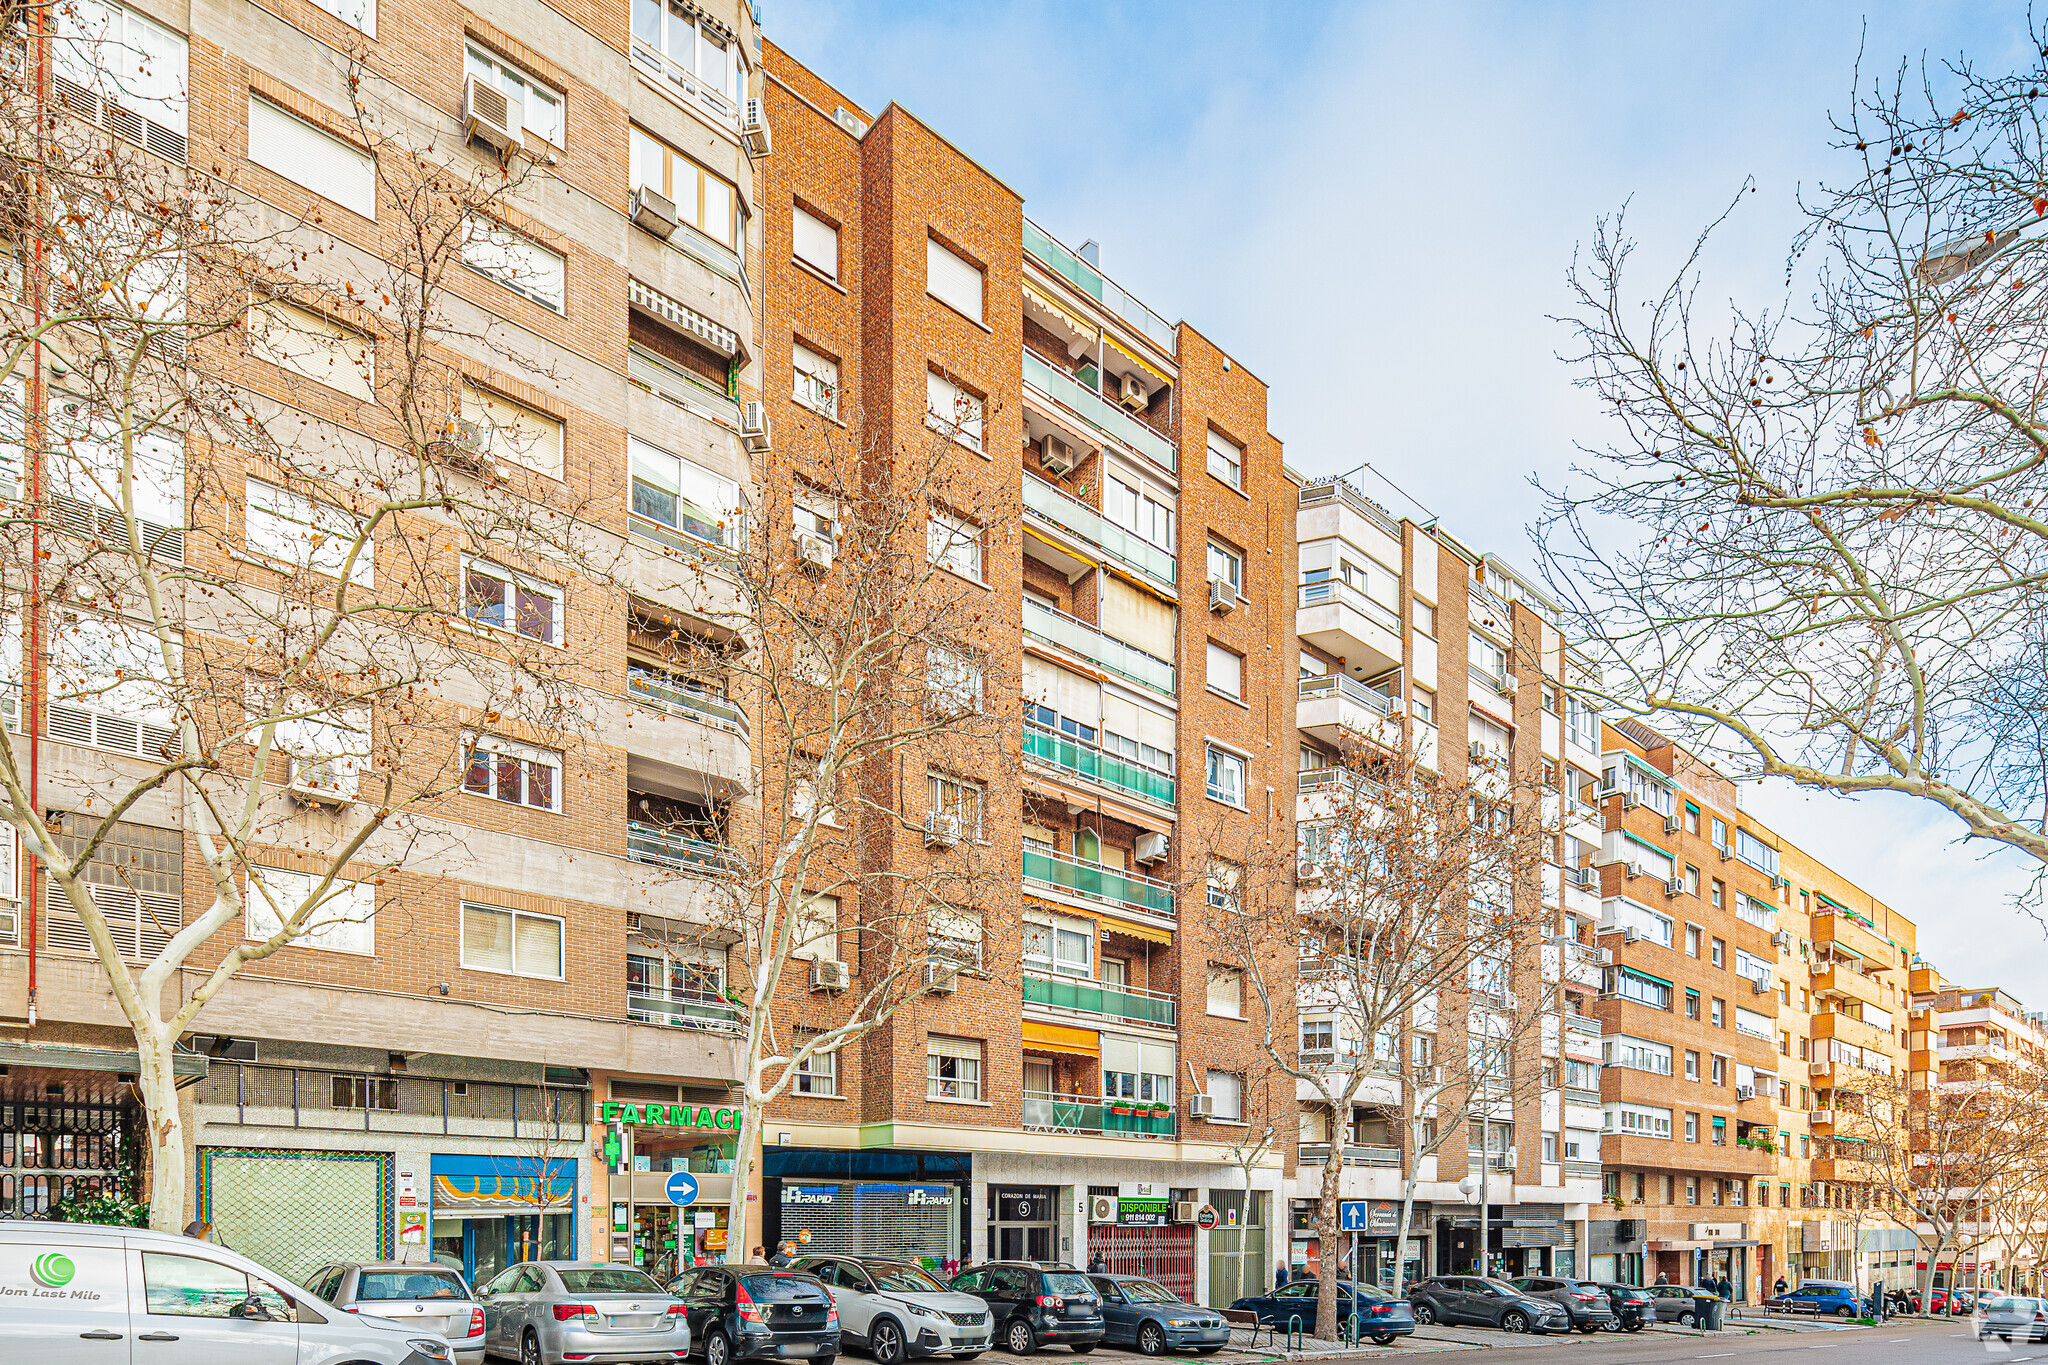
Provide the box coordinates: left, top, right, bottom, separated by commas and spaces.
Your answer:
599, 1101, 743, 1131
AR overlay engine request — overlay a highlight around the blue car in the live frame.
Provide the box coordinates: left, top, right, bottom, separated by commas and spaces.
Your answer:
1226, 1280, 1416, 1346
1764, 1280, 1860, 1319
1087, 1275, 1230, 1354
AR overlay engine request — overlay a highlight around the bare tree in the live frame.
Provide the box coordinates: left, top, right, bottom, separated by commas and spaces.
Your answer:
1, 20, 618, 1229
1220, 739, 1558, 1338
1540, 20, 2048, 873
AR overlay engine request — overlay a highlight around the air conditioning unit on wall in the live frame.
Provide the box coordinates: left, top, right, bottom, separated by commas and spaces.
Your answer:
1089, 1194, 1118, 1223
809, 958, 849, 992
1037, 433, 1075, 476
462, 75, 523, 157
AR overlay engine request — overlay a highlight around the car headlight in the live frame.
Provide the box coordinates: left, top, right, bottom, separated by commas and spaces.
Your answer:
408, 1341, 454, 1362
1166, 1318, 1193, 1328
907, 1304, 944, 1320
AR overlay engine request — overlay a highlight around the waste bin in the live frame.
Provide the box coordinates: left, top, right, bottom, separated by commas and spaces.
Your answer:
1692, 1296, 1727, 1331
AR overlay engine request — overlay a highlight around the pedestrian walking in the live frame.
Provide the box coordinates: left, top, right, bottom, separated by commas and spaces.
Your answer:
1654, 1272, 1669, 1285
1088, 1253, 1108, 1275
1274, 1264, 1288, 1288
1715, 1275, 1732, 1301
1774, 1276, 1788, 1297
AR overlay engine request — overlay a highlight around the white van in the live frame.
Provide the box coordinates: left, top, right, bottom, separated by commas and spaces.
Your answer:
0, 1221, 455, 1364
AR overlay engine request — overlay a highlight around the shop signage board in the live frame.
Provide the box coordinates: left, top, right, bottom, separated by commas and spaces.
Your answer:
1196, 1205, 1220, 1230
998, 1189, 1053, 1222
1339, 1200, 1401, 1234
600, 1100, 742, 1130
613, 1201, 630, 1234
784, 1185, 839, 1207
1119, 1198, 1171, 1226
665, 1171, 700, 1207
399, 1210, 427, 1246
1690, 1222, 1745, 1241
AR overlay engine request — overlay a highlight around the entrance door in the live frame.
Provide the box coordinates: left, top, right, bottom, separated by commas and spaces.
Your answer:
996, 1224, 1053, 1261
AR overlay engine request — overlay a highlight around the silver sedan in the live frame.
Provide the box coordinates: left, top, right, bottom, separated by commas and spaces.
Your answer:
478, 1260, 691, 1365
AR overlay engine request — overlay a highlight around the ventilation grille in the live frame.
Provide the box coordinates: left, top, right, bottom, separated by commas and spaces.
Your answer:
50, 74, 187, 164
52, 495, 185, 562
47, 703, 181, 759
43, 878, 181, 960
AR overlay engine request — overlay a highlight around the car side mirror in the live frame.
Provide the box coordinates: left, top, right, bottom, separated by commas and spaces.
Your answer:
229, 1295, 274, 1322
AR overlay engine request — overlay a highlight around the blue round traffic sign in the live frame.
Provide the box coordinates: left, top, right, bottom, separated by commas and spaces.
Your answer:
664, 1171, 700, 1207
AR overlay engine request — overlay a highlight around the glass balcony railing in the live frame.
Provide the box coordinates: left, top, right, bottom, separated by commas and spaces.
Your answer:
1023, 596, 1174, 697
627, 664, 748, 737
1297, 673, 1397, 717
626, 821, 741, 876
1021, 1092, 1176, 1138
1023, 968, 1176, 1028
1298, 578, 1403, 635
1022, 219, 1178, 355
1023, 842, 1175, 919
627, 981, 745, 1033
1022, 475, 1176, 590
1022, 720, 1175, 809
1021, 348, 1176, 472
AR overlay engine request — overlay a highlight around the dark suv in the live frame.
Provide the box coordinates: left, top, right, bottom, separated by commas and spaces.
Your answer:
1507, 1277, 1616, 1333
669, 1264, 841, 1365
1591, 1283, 1651, 1331
948, 1262, 1104, 1355
1407, 1277, 1570, 1334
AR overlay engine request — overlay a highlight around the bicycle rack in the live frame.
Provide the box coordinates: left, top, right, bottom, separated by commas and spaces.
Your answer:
1285, 1314, 1304, 1351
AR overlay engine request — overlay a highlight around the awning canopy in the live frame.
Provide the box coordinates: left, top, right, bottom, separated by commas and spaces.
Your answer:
1096, 910, 1173, 945
1022, 1021, 1100, 1059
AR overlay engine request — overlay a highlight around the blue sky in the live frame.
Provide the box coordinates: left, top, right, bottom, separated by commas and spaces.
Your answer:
765, 2, 2047, 995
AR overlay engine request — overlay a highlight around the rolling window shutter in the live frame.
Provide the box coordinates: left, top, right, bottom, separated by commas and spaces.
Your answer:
925, 238, 983, 321
248, 96, 376, 219
793, 207, 838, 278
1100, 577, 1174, 663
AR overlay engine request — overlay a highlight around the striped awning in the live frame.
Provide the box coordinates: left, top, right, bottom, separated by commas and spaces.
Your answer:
1022, 1021, 1100, 1058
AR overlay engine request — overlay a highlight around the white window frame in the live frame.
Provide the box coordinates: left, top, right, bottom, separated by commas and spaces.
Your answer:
1205, 642, 1243, 700
925, 370, 984, 453
792, 205, 838, 279
461, 385, 563, 478
629, 437, 743, 550
461, 218, 566, 313
926, 645, 983, 715
1206, 540, 1243, 590
1205, 742, 1248, 808
245, 477, 372, 586
925, 1034, 983, 1101
927, 508, 982, 580
925, 237, 983, 322
460, 900, 565, 980
1603, 1033, 1673, 1076
462, 732, 563, 812
793, 1038, 837, 1096
246, 96, 376, 220
461, 556, 565, 646
791, 893, 839, 962
926, 770, 984, 840
630, 124, 742, 249
1602, 1102, 1673, 1140
929, 906, 984, 972
1205, 429, 1242, 489
1205, 1069, 1244, 1121
1023, 911, 1094, 979
465, 41, 562, 146
1206, 964, 1244, 1018
246, 301, 373, 401
245, 866, 375, 956
793, 341, 838, 417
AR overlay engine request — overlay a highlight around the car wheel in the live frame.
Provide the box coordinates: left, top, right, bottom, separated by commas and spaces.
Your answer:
1625, 1321, 1644, 1333
1835, 1307, 1854, 1320
1413, 1303, 1436, 1326
872, 1320, 906, 1365
1005, 1318, 1036, 1355
706, 1330, 733, 1365
1370, 1335, 1396, 1347
1136, 1323, 1167, 1357
1676, 1311, 1694, 1327
1501, 1311, 1528, 1334
521, 1329, 545, 1365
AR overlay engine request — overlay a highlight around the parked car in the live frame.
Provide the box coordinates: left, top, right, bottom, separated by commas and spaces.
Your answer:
947, 1261, 1103, 1355
1956, 1288, 1999, 1315
1763, 1280, 1860, 1319
1506, 1276, 1616, 1334
1590, 1283, 1651, 1332
667, 1264, 838, 1365
1977, 1295, 2048, 1342
0, 1220, 457, 1365
1090, 1275, 1235, 1354
1406, 1276, 1571, 1334
1642, 1284, 1714, 1324
1223, 1280, 1415, 1346
302, 1260, 487, 1365
791, 1256, 990, 1362
479, 1260, 690, 1365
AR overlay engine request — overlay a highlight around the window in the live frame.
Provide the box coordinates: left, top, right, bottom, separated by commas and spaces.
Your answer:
1300, 1019, 1334, 1054
928, 906, 983, 971
793, 205, 838, 279
629, 438, 742, 549
1684, 865, 1701, 896
1564, 692, 1598, 748
463, 733, 562, 812
1710, 997, 1725, 1028
926, 771, 984, 840
247, 96, 375, 219
1737, 895, 1777, 930
58, 0, 191, 145
1712, 816, 1728, 849
1207, 858, 1241, 914
142, 1252, 296, 1321
1612, 968, 1671, 1010
462, 218, 566, 312
1604, 1034, 1672, 1075
1734, 1006, 1773, 1039
793, 342, 838, 417
1683, 1050, 1700, 1081
332, 1074, 399, 1110
1603, 1103, 1671, 1139
461, 385, 563, 478
245, 477, 372, 585
1684, 1112, 1698, 1142
1206, 539, 1243, 591
629, 0, 745, 108
1023, 912, 1093, 977
1684, 924, 1700, 957
465, 42, 562, 145
1604, 899, 1672, 947
1414, 600, 1436, 636
245, 866, 374, 955
1710, 936, 1725, 968
1735, 829, 1780, 876
463, 558, 564, 645
629, 125, 741, 248
925, 237, 983, 321
1542, 1133, 1558, 1163
793, 1038, 837, 1096
1104, 471, 1175, 551
1684, 989, 1701, 1020
1205, 1070, 1243, 1121
1604, 757, 1676, 815
461, 901, 564, 978
246, 301, 373, 400
1685, 804, 1701, 835
1735, 949, 1772, 987
1685, 1176, 1699, 1203
926, 1035, 982, 1100
1206, 965, 1243, 1018
1711, 1055, 1727, 1086
1710, 879, 1725, 909
1206, 642, 1243, 699
927, 508, 982, 579
1205, 744, 1247, 806
1410, 687, 1434, 724
926, 646, 983, 715
791, 894, 838, 962
1206, 429, 1243, 489
925, 370, 984, 452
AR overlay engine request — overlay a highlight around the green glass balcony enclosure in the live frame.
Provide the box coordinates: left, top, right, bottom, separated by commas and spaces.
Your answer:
1022, 219, 1178, 356
1022, 474, 1176, 591
1023, 597, 1174, 698
1023, 969, 1177, 1028
1021, 348, 1176, 473
1023, 720, 1175, 809
1021, 1092, 1177, 1138
1022, 842, 1175, 919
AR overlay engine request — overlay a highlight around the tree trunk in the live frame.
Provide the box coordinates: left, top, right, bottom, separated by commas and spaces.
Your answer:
1315, 1131, 1344, 1340
135, 1018, 186, 1234
1392, 1175, 1421, 1299
725, 1083, 764, 1266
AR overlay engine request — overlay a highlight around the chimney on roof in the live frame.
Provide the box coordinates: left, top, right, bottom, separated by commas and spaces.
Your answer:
1078, 239, 1100, 268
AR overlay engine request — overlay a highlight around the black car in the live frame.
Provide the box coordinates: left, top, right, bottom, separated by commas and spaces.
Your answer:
1407, 1276, 1571, 1334
1590, 1283, 1651, 1332
670, 1263, 842, 1365
948, 1262, 1103, 1355
1225, 1281, 1415, 1347
1507, 1276, 1617, 1333
1088, 1276, 1230, 1355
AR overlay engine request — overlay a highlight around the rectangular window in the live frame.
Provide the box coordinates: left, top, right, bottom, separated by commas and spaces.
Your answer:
1206, 539, 1243, 590
1602, 1103, 1672, 1139
1710, 879, 1725, 909
926, 1034, 982, 1101
462, 219, 566, 313
925, 370, 984, 452
1712, 816, 1728, 849
926, 646, 983, 715
1710, 936, 1725, 968
59, 0, 191, 142
1206, 642, 1243, 699
1206, 429, 1243, 488
331, 1075, 399, 1110
246, 301, 373, 400
464, 42, 562, 145
245, 477, 372, 585
1735, 829, 1780, 876
1686, 1176, 1699, 1203
1734, 1006, 1773, 1039
925, 237, 983, 321
462, 733, 561, 812
1414, 600, 1436, 636
1685, 1112, 1698, 1142
1205, 744, 1247, 807
247, 96, 375, 219
1411, 687, 1434, 723
1206, 965, 1243, 1018
1684, 924, 1700, 956
1023, 912, 1094, 977
1735, 949, 1772, 986
791, 893, 839, 962
1737, 895, 1777, 930
630, 0, 744, 108
927, 508, 982, 579
793, 1039, 837, 1096
461, 901, 564, 978
793, 205, 838, 278
1104, 470, 1175, 550
463, 557, 563, 645
1612, 967, 1671, 1010
629, 437, 742, 549
245, 866, 375, 955
928, 905, 983, 971
1684, 865, 1701, 896
1604, 899, 1673, 947
1686, 804, 1701, 835
926, 771, 984, 840
1300, 1019, 1334, 1054
630, 125, 740, 248
1564, 693, 1598, 748
1206, 858, 1241, 914
1711, 997, 1725, 1028
1711, 1055, 1726, 1086
792, 342, 838, 417
461, 386, 563, 478
1684, 1050, 1700, 1081
1205, 1070, 1243, 1121
1604, 1034, 1672, 1075
1685, 989, 1701, 1020
1542, 1133, 1558, 1163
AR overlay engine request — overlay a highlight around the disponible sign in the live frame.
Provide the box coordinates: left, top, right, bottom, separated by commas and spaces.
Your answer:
1119, 1199, 1170, 1227
600, 1100, 741, 1130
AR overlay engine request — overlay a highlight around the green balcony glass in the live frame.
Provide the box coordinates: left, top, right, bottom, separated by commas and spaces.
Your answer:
1022, 721, 1175, 808
1022, 968, 1176, 1028
1023, 597, 1174, 698
1022, 842, 1175, 918
1022, 219, 1178, 356
1022, 475, 1175, 589
1021, 348, 1176, 472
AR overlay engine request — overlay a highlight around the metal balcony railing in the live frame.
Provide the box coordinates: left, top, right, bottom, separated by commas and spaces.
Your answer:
1023, 720, 1175, 809
1298, 673, 1398, 717
1021, 1092, 1176, 1138
626, 982, 745, 1034
1297, 479, 1401, 538
1562, 1159, 1603, 1179
1023, 596, 1174, 697
626, 822, 741, 876
1022, 474, 1176, 589
1022, 969, 1175, 1028
1022, 220, 1178, 355
626, 664, 748, 737
1022, 842, 1175, 919
1021, 348, 1176, 472
1298, 578, 1403, 636
1297, 1142, 1401, 1168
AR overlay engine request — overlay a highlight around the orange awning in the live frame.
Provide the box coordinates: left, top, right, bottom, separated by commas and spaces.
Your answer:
1022, 1021, 1100, 1058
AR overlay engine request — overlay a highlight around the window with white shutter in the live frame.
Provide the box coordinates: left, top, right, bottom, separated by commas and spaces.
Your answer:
461, 219, 565, 313
461, 902, 564, 978
925, 237, 983, 321
793, 343, 838, 417
793, 206, 839, 279
926, 1034, 982, 1100
1205, 1070, 1243, 1120
1206, 642, 1242, 699
247, 97, 376, 220
245, 866, 375, 955
246, 302, 374, 400
925, 370, 984, 452
461, 386, 562, 478
246, 478, 373, 586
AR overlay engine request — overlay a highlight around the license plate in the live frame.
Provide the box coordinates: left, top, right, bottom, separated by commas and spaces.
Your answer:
779, 1345, 817, 1357
606, 1315, 660, 1330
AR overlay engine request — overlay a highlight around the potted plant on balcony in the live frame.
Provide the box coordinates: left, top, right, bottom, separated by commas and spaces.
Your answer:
1109, 1099, 1134, 1129
1146, 1101, 1170, 1133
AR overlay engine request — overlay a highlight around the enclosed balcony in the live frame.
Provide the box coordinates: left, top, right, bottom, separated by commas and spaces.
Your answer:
627, 661, 747, 736
1296, 674, 1401, 750
1023, 596, 1174, 698
1023, 719, 1175, 810
1022, 969, 1176, 1028
626, 791, 739, 878
1297, 578, 1402, 681
1023, 842, 1175, 920
1022, 474, 1176, 593
1021, 348, 1176, 473
1023, 219, 1178, 356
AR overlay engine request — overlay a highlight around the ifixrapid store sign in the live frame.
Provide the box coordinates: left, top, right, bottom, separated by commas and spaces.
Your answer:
599, 1100, 741, 1131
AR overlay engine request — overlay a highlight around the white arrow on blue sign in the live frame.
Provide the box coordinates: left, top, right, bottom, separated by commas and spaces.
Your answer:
1339, 1202, 1369, 1231
665, 1171, 700, 1207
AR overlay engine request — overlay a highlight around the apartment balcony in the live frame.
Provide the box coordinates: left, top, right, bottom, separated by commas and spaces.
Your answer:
1297, 1142, 1401, 1169
1021, 1093, 1176, 1139
1564, 1013, 1603, 1061
1023, 596, 1175, 698
1814, 1009, 1890, 1052
1022, 474, 1176, 593
1934, 1041, 2017, 1064
626, 822, 742, 877
1811, 960, 1887, 1011
1296, 674, 1401, 751
1545, 941, 1610, 991
627, 663, 747, 737
1023, 219, 1178, 356
1022, 842, 1175, 921
1022, 969, 1176, 1029
1023, 720, 1175, 811
619, 665, 750, 792
1021, 348, 1176, 473
1563, 1158, 1603, 1181
626, 981, 745, 1035
1296, 579, 1401, 681
1812, 909, 1898, 967
1298, 480, 1402, 541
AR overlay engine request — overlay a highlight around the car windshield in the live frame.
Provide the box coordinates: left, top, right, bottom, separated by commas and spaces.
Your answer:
1988, 1298, 2021, 1313
1119, 1280, 1179, 1304
1043, 1273, 1095, 1297
557, 1268, 665, 1294
871, 1265, 947, 1294
358, 1270, 467, 1301
742, 1274, 826, 1301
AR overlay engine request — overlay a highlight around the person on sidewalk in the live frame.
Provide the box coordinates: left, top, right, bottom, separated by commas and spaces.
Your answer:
1654, 1272, 1669, 1285
1274, 1264, 1288, 1288
1088, 1253, 1108, 1275
1715, 1275, 1732, 1300
1774, 1276, 1788, 1297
